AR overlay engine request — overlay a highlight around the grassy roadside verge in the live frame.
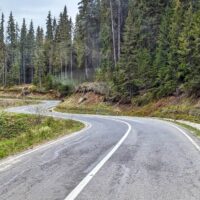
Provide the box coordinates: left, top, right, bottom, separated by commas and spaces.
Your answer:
56, 95, 200, 124
0, 112, 84, 159
171, 121, 200, 138
56, 103, 118, 115
0, 98, 39, 110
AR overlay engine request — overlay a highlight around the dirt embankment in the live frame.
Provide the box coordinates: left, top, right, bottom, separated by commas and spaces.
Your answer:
3, 83, 199, 123
56, 82, 123, 114
57, 82, 200, 123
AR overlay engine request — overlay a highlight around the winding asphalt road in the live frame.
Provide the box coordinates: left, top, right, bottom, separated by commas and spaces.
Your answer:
0, 101, 200, 200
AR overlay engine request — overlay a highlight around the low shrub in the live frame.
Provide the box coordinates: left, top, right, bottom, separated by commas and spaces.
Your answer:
131, 92, 154, 106
43, 75, 76, 96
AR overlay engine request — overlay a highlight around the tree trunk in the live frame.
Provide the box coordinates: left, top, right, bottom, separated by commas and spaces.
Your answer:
110, 0, 117, 68
70, 47, 73, 80
23, 52, 26, 84
31, 63, 34, 83
60, 55, 63, 77
85, 55, 88, 80
4, 50, 7, 87
40, 66, 42, 89
117, 0, 121, 60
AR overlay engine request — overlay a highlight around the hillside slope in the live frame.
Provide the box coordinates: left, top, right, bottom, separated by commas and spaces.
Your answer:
56, 83, 200, 123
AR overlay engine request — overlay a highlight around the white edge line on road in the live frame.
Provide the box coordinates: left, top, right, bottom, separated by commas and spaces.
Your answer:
123, 117, 200, 153
0, 120, 92, 168
64, 119, 131, 200
167, 122, 200, 152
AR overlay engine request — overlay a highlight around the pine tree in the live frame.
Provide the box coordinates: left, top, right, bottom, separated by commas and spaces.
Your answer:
45, 11, 53, 74
74, 0, 100, 79
27, 20, 35, 83
168, 1, 183, 76
114, 0, 141, 97
0, 13, 5, 86
34, 26, 45, 88
6, 12, 18, 85
46, 11, 53, 41
7, 12, 16, 46
59, 6, 70, 76
0, 13, 4, 43
12, 22, 20, 84
98, 0, 112, 77
20, 18, 27, 83
52, 17, 57, 39
69, 18, 74, 79
53, 7, 71, 77
99, 0, 128, 78
184, 9, 200, 96
154, 6, 172, 88
177, 4, 193, 85
74, 14, 85, 70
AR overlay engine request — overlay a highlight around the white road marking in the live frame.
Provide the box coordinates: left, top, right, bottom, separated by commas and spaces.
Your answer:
168, 122, 200, 152
123, 117, 200, 152
0, 164, 11, 172
64, 119, 131, 200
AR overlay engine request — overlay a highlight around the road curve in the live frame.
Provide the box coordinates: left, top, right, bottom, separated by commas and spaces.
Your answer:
0, 101, 200, 200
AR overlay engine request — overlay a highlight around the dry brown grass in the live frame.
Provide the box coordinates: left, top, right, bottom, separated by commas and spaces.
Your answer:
0, 99, 38, 109
57, 93, 200, 123
0, 84, 59, 100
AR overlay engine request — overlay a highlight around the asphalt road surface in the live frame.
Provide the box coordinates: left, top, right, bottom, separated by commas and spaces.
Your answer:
0, 101, 200, 200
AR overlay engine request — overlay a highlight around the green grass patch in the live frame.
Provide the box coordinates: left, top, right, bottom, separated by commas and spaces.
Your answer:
172, 121, 200, 137
0, 112, 84, 159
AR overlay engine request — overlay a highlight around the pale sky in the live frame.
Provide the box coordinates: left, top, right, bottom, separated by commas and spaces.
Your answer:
0, 0, 80, 29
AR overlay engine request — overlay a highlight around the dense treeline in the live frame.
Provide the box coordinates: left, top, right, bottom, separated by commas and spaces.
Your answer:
0, 0, 200, 99
0, 6, 74, 88
75, 0, 200, 99
97, 0, 200, 99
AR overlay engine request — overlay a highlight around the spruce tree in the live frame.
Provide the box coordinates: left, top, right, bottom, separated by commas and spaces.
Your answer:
184, 10, 200, 96
99, 0, 113, 77
20, 19, 27, 83
7, 12, 18, 85
154, 6, 172, 89
45, 11, 53, 74
27, 21, 35, 83
0, 13, 5, 86
115, 0, 140, 97
34, 26, 45, 88
74, 0, 100, 79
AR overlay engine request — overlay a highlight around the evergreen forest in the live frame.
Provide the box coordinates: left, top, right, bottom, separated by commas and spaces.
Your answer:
0, 0, 200, 99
